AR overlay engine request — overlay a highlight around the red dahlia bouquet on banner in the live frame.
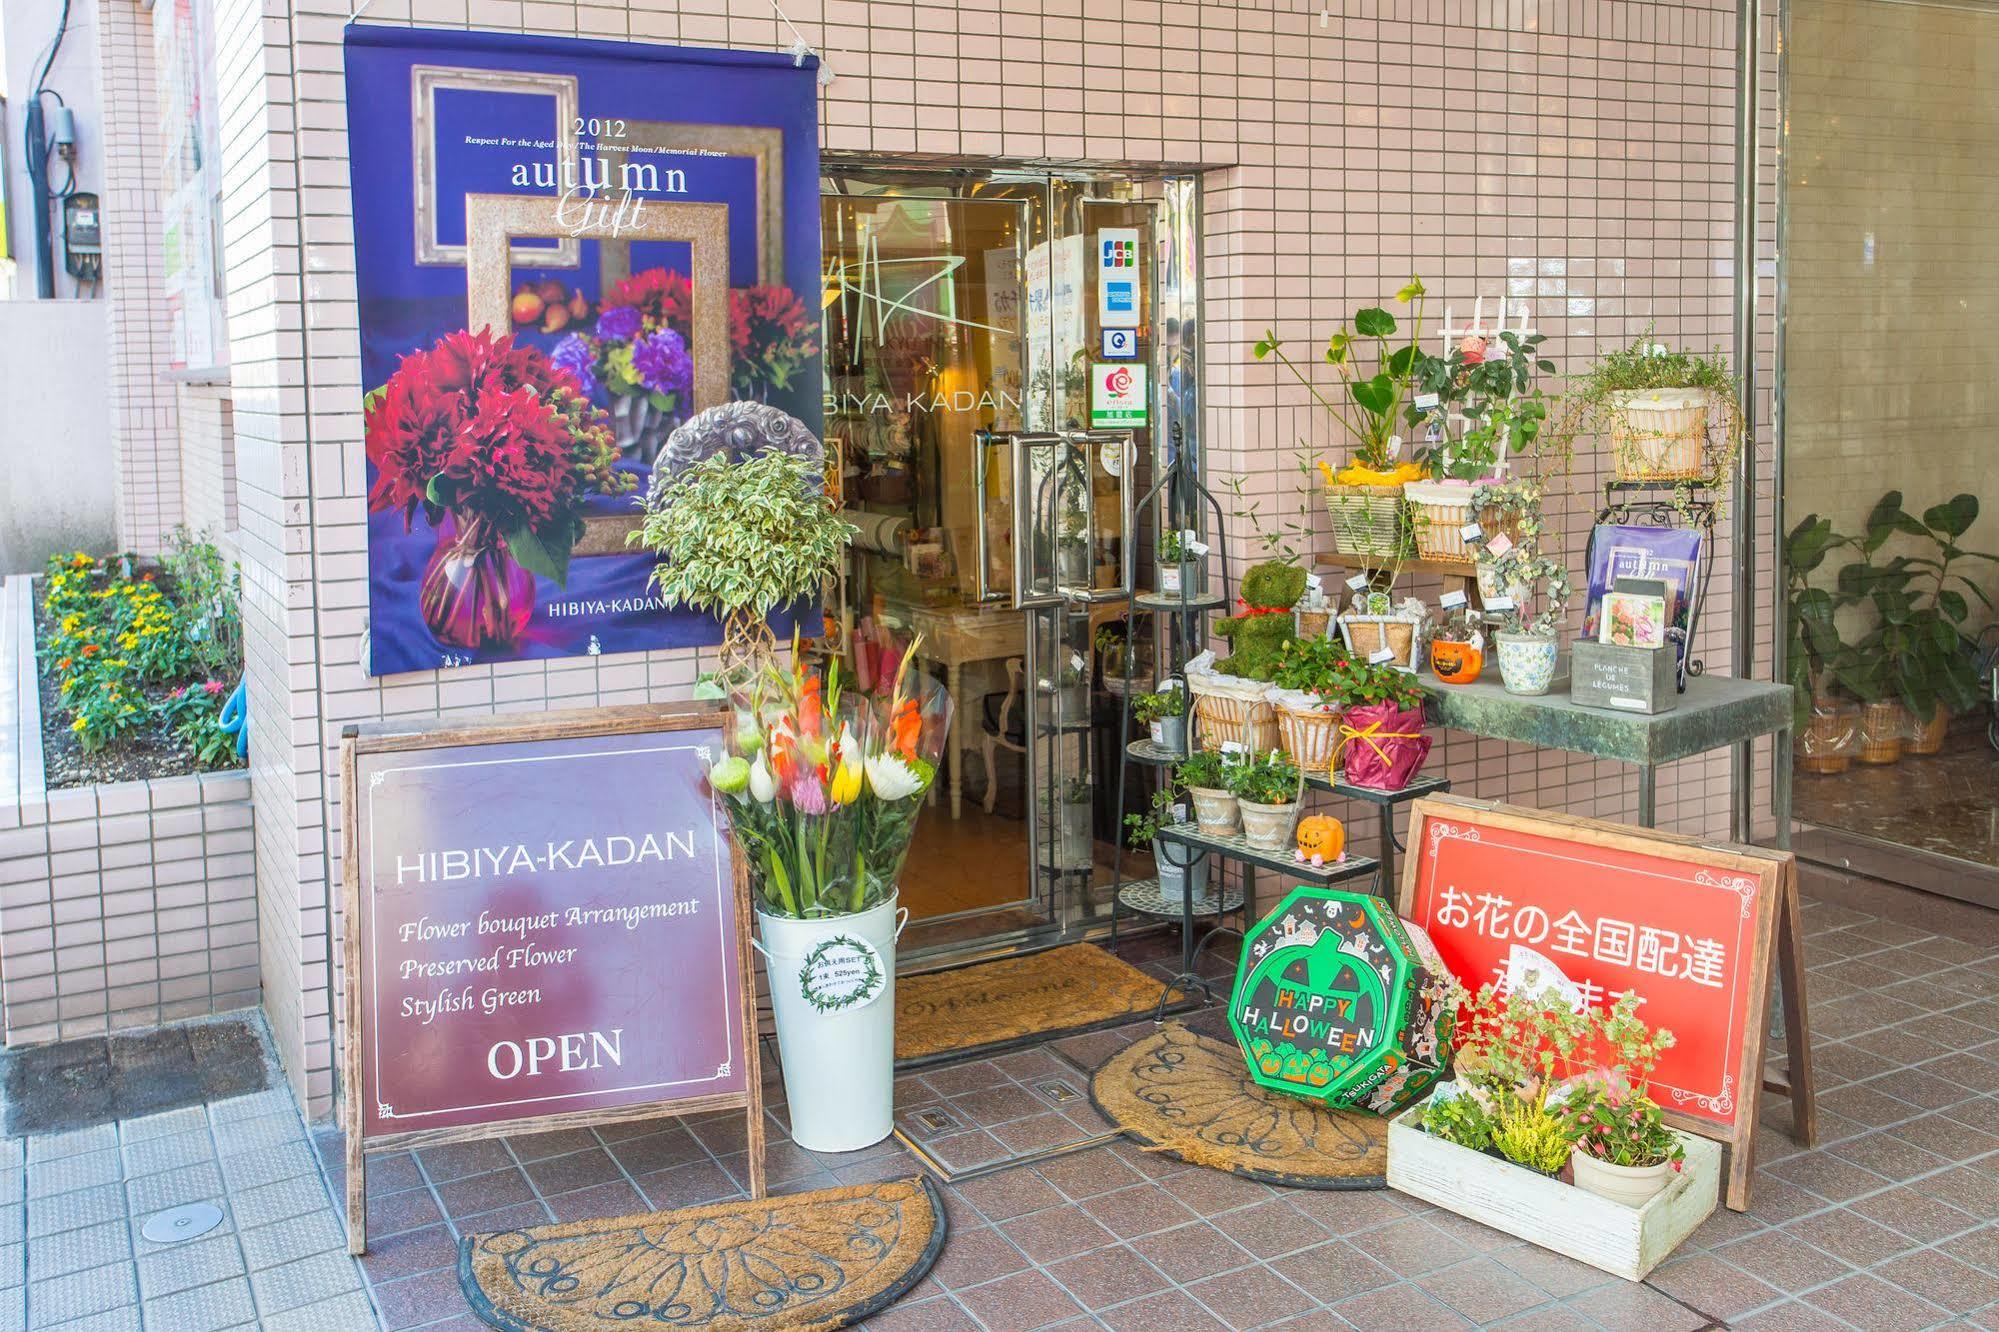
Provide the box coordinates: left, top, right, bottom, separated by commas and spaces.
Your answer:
364, 328, 635, 652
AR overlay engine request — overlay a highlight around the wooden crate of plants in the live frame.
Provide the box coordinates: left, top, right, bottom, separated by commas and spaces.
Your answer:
1387, 1107, 1719, 1281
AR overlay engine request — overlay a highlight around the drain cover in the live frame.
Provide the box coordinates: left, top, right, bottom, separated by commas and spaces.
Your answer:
141, 1202, 224, 1244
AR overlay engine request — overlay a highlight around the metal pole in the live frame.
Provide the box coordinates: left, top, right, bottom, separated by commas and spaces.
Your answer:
1731, 0, 1763, 843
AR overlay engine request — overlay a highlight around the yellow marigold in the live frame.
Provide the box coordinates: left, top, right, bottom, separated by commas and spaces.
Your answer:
70, 717, 87, 732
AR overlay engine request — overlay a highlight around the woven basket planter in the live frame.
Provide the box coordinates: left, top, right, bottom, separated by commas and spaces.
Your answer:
1324, 484, 1405, 559
1189, 675, 1280, 753
1277, 702, 1343, 774
1404, 482, 1478, 562
1610, 388, 1713, 482
1857, 700, 1906, 765
1906, 707, 1949, 756
1340, 614, 1421, 670
1797, 702, 1858, 775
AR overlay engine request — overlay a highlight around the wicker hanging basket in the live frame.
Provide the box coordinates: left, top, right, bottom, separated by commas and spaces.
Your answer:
1188, 674, 1280, 753
1610, 388, 1712, 482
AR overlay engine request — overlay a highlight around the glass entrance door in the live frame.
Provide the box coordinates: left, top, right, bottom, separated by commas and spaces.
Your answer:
819, 173, 1165, 956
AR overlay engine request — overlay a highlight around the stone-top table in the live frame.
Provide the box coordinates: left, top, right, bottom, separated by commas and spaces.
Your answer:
1422, 673, 1794, 832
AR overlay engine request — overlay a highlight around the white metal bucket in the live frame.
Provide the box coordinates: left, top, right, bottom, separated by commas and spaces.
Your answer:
753, 895, 908, 1154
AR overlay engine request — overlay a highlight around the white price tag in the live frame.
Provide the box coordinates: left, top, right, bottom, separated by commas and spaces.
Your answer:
1346, 573, 1373, 592
1186, 539, 1211, 557
1069, 652, 1086, 672
1439, 589, 1468, 610
1460, 522, 1484, 542
1414, 393, 1440, 411
1485, 533, 1515, 558
1485, 596, 1516, 613
1220, 740, 1247, 755
1470, 631, 1486, 651
1305, 573, 1323, 592
1368, 648, 1396, 665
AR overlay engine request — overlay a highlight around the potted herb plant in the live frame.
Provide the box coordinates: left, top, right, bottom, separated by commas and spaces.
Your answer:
1405, 326, 1554, 561
1227, 749, 1303, 850
1472, 479, 1571, 696
1157, 528, 1200, 595
1270, 634, 1351, 772
1545, 335, 1746, 498
1254, 279, 1432, 558
1135, 684, 1188, 751
1561, 994, 1685, 1208
1125, 787, 1208, 906
1176, 749, 1239, 836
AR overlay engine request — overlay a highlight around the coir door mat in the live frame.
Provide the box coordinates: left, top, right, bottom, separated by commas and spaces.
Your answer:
460, 1176, 945, 1331
1090, 1022, 1389, 1189
894, 944, 1175, 1067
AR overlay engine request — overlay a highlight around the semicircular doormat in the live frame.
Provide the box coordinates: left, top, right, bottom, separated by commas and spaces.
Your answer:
1091, 1022, 1388, 1189
459, 1176, 946, 1331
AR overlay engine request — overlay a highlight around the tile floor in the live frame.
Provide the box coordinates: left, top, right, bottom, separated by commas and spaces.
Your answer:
5, 878, 1997, 1330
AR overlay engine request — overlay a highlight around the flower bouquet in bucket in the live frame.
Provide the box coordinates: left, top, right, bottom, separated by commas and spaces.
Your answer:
707, 645, 951, 1152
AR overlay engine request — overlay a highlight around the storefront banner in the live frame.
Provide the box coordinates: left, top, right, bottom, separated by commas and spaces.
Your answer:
345, 27, 821, 676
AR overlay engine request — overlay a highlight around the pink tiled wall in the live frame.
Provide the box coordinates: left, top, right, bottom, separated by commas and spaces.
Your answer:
206, 0, 1765, 1115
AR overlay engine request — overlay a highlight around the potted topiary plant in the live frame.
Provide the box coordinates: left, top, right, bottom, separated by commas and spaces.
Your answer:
1544, 335, 1746, 502
1191, 559, 1305, 752
1176, 749, 1240, 836
1227, 749, 1303, 850
1472, 479, 1571, 696
1135, 683, 1187, 751
1254, 280, 1433, 558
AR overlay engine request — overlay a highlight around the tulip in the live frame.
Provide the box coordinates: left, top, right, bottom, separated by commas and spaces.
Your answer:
709, 755, 750, 794
865, 753, 925, 801
748, 755, 778, 803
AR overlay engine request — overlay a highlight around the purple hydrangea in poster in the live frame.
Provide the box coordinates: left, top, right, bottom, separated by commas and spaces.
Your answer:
345, 27, 822, 676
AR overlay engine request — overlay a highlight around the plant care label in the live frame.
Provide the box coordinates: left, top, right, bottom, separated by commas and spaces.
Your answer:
1439, 589, 1468, 610
1305, 573, 1323, 593
798, 934, 886, 1013
1459, 522, 1484, 542
1346, 573, 1373, 592
1484, 596, 1516, 613
1069, 652, 1086, 673
1485, 533, 1515, 558
1369, 648, 1397, 665
1414, 392, 1440, 411
1220, 740, 1248, 755
1186, 538, 1211, 556
344, 708, 747, 1140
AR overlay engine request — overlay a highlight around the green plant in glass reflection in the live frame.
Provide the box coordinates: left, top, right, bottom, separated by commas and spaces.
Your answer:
1835, 492, 1997, 729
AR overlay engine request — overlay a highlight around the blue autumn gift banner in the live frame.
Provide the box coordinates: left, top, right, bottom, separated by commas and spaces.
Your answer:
345, 26, 822, 676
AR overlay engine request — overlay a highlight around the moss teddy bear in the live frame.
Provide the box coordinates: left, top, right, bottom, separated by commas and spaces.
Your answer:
1215, 561, 1307, 681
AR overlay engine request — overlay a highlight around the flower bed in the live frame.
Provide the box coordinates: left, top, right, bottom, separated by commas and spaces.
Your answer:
34, 538, 243, 788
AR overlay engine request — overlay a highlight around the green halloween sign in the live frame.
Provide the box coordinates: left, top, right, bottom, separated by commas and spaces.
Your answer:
1228, 885, 1452, 1114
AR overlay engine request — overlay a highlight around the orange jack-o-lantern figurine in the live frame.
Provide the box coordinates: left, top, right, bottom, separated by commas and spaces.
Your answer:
1295, 814, 1346, 862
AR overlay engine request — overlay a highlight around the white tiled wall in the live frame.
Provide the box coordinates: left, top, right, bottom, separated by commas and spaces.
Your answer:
196, 0, 1764, 1115
175, 383, 241, 559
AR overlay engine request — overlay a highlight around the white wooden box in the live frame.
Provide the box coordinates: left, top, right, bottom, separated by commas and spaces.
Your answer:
1385, 1105, 1719, 1281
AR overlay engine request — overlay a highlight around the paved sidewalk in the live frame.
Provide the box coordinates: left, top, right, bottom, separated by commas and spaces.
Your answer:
5, 881, 1998, 1329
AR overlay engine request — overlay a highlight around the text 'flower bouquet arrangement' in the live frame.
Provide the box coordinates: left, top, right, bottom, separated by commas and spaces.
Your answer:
364, 329, 634, 652
708, 645, 952, 920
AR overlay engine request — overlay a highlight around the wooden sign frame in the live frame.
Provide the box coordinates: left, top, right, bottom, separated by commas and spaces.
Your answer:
1398, 794, 1814, 1212
337, 702, 764, 1254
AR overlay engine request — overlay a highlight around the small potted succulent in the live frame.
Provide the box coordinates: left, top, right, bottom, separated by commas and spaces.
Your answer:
1472, 479, 1571, 696
1176, 749, 1240, 836
1227, 749, 1303, 851
1125, 787, 1207, 906
1135, 683, 1188, 751
1157, 528, 1201, 595
1254, 279, 1433, 558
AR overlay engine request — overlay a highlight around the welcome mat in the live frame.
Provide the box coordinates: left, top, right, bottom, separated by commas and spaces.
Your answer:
1090, 1022, 1389, 1189
459, 1177, 945, 1331
895, 944, 1175, 1067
